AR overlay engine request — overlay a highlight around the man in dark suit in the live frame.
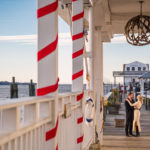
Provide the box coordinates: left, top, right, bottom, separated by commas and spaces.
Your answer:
125, 92, 135, 136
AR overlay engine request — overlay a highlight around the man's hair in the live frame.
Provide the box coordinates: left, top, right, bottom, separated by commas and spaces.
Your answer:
128, 92, 134, 96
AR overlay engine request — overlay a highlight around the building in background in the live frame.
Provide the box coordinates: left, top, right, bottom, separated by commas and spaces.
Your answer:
113, 61, 149, 92
139, 71, 150, 95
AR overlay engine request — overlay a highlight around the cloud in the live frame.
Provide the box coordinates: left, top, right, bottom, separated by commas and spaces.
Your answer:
0, 33, 72, 46
111, 34, 127, 43
0, 33, 128, 46
0, 35, 37, 45
59, 32, 72, 46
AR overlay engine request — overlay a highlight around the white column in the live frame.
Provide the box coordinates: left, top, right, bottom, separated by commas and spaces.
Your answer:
93, 29, 98, 144
95, 29, 100, 141
37, 0, 58, 149
95, 29, 103, 145
140, 79, 145, 95
114, 77, 116, 87
99, 31, 104, 145
88, 7, 94, 90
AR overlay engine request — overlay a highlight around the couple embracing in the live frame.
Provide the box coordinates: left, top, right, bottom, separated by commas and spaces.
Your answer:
125, 92, 143, 137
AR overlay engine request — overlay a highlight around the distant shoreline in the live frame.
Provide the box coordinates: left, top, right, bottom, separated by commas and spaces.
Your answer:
0, 81, 112, 86
0, 81, 73, 86
0, 81, 36, 85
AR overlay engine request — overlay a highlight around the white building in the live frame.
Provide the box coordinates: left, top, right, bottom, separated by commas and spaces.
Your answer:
113, 61, 149, 86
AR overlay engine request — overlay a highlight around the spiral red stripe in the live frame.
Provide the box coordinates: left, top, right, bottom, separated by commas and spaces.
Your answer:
72, 11, 84, 21
56, 144, 58, 150
72, 70, 83, 80
77, 135, 84, 144
38, 34, 58, 61
77, 116, 83, 124
72, 48, 84, 59
45, 117, 59, 141
72, 32, 83, 41
37, 0, 58, 18
37, 78, 59, 96
76, 91, 84, 101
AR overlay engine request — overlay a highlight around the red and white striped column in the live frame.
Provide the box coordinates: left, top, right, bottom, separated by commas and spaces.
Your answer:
72, 0, 84, 149
37, 0, 58, 149
121, 85, 124, 94
72, 0, 84, 93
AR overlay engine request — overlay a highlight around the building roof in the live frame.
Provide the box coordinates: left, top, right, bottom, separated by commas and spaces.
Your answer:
126, 61, 148, 66
139, 71, 150, 79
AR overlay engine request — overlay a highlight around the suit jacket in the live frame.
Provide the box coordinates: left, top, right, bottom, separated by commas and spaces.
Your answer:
125, 98, 134, 121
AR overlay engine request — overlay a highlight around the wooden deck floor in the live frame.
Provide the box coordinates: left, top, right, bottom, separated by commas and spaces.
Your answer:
101, 135, 150, 150
101, 100, 150, 150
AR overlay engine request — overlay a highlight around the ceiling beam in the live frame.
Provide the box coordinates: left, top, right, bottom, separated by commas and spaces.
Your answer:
112, 12, 150, 22
102, 0, 111, 24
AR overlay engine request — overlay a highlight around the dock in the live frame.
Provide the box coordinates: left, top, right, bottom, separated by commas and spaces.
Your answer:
102, 102, 150, 150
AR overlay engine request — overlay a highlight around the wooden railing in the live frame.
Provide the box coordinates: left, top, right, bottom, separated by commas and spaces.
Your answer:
0, 90, 94, 150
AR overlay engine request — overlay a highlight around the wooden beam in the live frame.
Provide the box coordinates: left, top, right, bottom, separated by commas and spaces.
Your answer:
102, 0, 111, 24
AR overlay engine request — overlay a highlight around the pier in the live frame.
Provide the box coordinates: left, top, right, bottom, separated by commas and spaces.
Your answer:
102, 101, 150, 150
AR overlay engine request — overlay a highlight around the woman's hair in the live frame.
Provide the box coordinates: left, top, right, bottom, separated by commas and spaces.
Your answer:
137, 95, 143, 104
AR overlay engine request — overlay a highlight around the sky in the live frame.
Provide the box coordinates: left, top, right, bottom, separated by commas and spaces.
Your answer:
0, 0, 150, 84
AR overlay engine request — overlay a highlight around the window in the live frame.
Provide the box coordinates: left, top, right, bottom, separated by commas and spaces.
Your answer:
132, 67, 135, 71
127, 67, 130, 71
138, 67, 141, 71
143, 67, 146, 71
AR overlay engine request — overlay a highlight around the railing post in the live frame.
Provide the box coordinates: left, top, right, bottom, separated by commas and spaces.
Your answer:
36, 103, 39, 122
16, 106, 20, 130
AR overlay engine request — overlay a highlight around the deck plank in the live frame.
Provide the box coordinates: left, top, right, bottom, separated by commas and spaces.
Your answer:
102, 101, 150, 150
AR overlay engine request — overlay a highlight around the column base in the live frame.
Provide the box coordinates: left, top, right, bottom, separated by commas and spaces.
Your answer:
89, 142, 100, 150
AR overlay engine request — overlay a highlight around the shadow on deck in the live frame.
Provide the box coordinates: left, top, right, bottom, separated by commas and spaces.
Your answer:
102, 101, 150, 150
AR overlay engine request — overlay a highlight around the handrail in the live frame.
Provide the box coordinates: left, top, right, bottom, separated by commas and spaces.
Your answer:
0, 91, 91, 110
0, 90, 94, 148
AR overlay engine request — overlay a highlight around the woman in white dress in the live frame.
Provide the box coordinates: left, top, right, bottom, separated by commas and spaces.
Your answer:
126, 95, 143, 136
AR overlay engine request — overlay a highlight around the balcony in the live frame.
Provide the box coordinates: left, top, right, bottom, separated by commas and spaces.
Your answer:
113, 71, 148, 77
0, 91, 94, 150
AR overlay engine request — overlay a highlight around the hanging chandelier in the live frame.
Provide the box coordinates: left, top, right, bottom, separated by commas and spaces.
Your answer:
124, 1, 150, 46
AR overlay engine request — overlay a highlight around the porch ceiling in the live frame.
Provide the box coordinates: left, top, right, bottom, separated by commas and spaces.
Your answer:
110, 0, 150, 14
109, 0, 150, 34
58, 0, 150, 41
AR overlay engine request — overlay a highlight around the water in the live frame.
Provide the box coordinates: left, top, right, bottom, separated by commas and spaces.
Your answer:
0, 84, 112, 100
0, 85, 72, 100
